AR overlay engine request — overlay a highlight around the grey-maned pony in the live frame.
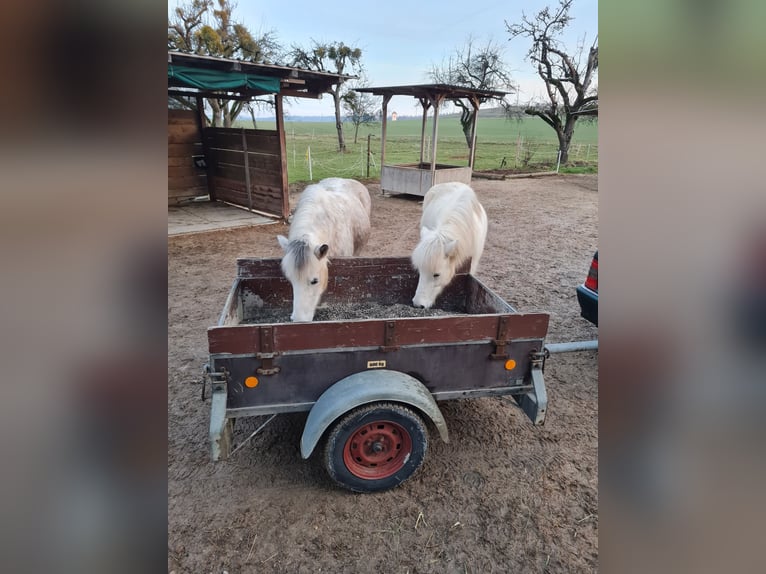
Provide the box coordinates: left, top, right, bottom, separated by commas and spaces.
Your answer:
277, 178, 371, 321
411, 182, 488, 309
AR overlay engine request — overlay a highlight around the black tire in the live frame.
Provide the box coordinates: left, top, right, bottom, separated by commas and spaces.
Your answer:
323, 402, 428, 493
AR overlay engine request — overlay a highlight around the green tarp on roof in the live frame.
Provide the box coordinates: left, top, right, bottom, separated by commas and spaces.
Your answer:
168, 64, 280, 93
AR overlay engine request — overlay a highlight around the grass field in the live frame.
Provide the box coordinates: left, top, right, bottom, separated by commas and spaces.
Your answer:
234, 115, 598, 183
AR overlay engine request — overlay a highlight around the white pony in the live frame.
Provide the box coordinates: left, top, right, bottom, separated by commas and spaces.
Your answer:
277, 178, 371, 322
411, 182, 488, 309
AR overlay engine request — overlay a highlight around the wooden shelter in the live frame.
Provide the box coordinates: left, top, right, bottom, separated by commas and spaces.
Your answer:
356, 84, 507, 196
168, 51, 351, 218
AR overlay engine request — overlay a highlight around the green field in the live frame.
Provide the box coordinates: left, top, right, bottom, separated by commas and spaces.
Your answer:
234, 115, 598, 183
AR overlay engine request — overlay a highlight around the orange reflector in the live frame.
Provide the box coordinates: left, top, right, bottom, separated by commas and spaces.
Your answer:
245, 376, 259, 388
504, 359, 517, 371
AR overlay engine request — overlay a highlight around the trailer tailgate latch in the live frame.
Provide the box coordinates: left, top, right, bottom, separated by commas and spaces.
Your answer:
256, 352, 281, 375
256, 326, 281, 375
380, 321, 400, 352
490, 316, 509, 359
203, 364, 229, 401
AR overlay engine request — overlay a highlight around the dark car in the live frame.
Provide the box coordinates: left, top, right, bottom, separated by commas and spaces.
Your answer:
576, 251, 598, 325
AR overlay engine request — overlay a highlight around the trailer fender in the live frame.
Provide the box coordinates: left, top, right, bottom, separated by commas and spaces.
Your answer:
300, 370, 449, 459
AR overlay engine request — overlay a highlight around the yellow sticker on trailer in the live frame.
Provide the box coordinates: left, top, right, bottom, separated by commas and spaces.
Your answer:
367, 360, 386, 369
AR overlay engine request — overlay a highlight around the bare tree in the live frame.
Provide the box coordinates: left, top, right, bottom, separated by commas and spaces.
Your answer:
342, 77, 378, 145
168, 0, 282, 127
506, 0, 598, 164
429, 37, 515, 151
290, 41, 362, 152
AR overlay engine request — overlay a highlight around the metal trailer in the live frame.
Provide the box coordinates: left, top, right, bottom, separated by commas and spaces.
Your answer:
205, 256, 553, 493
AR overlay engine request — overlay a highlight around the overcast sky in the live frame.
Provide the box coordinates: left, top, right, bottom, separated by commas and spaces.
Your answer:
169, 0, 597, 117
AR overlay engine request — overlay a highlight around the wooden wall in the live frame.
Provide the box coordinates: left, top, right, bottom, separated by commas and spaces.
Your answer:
204, 127, 288, 218
168, 109, 208, 205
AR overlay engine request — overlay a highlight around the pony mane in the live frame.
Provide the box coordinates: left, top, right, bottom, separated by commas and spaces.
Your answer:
418, 185, 483, 267
282, 238, 311, 279
411, 231, 446, 270
281, 236, 332, 280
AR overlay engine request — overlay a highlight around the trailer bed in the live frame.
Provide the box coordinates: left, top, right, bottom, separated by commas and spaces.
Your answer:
207, 257, 549, 418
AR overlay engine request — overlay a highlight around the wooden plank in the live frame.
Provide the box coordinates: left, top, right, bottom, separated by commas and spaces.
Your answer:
215, 183, 283, 202
430, 94, 441, 185
236, 257, 416, 279
381, 95, 391, 168
168, 186, 206, 199
213, 164, 245, 184
169, 185, 206, 196
168, 191, 204, 205
207, 127, 279, 137
215, 177, 283, 197
206, 134, 244, 152
204, 130, 280, 153
468, 97, 479, 168
168, 109, 197, 123
236, 258, 283, 278
168, 174, 208, 190
168, 142, 203, 157
168, 165, 205, 179
241, 129, 253, 211
194, 96, 216, 202
216, 194, 284, 215
208, 325, 261, 355
168, 156, 196, 168
168, 121, 199, 134
212, 163, 282, 186
168, 128, 202, 144
169, 109, 196, 117
216, 190, 283, 214
210, 149, 282, 172
209, 311, 548, 356
168, 188, 205, 199
167, 116, 197, 126
467, 277, 514, 314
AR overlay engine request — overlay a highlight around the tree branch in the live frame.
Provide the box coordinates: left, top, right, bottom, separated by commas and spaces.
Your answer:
525, 108, 558, 130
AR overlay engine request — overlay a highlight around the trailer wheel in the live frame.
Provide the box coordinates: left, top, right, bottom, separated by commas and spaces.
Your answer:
323, 402, 428, 493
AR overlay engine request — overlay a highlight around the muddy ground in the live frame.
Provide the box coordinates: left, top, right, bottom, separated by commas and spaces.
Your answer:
168, 174, 598, 573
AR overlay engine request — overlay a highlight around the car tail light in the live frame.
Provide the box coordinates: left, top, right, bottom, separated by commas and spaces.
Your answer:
584, 253, 598, 292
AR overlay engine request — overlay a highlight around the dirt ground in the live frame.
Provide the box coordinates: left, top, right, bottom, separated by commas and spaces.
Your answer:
168, 174, 598, 573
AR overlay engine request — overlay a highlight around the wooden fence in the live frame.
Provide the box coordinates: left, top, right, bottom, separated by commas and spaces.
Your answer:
168, 109, 208, 205
203, 127, 288, 218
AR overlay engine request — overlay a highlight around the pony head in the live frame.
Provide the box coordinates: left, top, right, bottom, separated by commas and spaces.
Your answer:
411, 227, 458, 309
277, 235, 329, 321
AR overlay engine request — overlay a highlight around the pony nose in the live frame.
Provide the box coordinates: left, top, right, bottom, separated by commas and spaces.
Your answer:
291, 312, 313, 322
412, 299, 425, 309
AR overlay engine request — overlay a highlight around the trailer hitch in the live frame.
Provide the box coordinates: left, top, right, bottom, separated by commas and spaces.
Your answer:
529, 347, 550, 370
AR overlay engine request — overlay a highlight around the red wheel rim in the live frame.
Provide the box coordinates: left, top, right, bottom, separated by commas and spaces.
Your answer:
343, 420, 412, 479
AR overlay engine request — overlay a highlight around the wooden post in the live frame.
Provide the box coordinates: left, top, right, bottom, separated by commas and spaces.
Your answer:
241, 129, 253, 211
419, 97, 430, 166
380, 94, 392, 169
468, 96, 480, 169
195, 96, 217, 202
366, 134, 371, 178
429, 94, 442, 188
274, 94, 290, 220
